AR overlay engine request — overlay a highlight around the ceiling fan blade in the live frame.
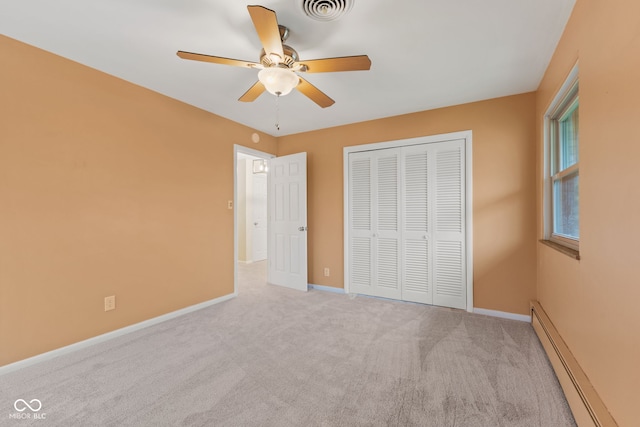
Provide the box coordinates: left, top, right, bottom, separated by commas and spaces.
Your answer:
177, 51, 260, 68
296, 55, 371, 73
238, 81, 266, 102
247, 5, 284, 63
296, 77, 335, 108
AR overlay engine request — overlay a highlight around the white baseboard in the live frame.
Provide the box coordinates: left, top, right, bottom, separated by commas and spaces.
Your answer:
0, 293, 236, 376
308, 284, 346, 294
473, 307, 531, 322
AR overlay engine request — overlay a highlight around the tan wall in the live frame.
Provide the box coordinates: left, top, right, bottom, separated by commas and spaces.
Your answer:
536, 1, 640, 425
278, 92, 538, 315
0, 36, 277, 366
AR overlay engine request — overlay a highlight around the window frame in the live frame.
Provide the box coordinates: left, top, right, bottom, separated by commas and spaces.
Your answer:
544, 63, 579, 252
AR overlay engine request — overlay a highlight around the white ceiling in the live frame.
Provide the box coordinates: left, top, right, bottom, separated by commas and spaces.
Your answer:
1, 0, 575, 136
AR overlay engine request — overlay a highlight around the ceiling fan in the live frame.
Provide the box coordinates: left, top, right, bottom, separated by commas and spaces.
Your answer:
177, 5, 371, 108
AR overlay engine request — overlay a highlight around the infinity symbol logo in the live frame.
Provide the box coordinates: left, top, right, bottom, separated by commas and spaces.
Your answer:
14, 399, 42, 412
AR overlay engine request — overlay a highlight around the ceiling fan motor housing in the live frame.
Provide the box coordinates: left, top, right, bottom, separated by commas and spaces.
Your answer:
260, 45, 299, 68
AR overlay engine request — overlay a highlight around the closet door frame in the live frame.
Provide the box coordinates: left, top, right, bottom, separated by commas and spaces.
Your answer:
343, 131, 474, 312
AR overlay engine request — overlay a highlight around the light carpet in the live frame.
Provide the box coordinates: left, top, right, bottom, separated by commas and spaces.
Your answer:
0, 261, 575, 426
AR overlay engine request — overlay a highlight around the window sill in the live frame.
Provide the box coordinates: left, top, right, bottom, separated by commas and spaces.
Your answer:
539, 240, 580, 260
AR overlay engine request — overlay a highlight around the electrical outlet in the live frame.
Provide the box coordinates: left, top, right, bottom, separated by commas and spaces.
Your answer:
227, 200, 233, 209
104, 295, 116, 312
323, 267, 330, 277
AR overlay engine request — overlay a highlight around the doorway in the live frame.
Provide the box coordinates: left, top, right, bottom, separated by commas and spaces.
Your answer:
237, 153, 268, 263
234, 146, 310, 295
234, 145, 274, 295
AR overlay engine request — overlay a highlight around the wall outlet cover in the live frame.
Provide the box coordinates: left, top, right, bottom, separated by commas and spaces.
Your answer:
104, 295, 116, 311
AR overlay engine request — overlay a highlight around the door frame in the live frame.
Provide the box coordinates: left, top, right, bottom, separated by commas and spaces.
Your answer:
234, 144, 276, 296
343, 130, 474, 312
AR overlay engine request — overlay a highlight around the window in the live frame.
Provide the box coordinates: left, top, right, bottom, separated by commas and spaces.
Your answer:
545, 65, 579, 252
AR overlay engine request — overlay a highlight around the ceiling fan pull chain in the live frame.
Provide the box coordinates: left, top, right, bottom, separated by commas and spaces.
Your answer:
275, 94, 280, 131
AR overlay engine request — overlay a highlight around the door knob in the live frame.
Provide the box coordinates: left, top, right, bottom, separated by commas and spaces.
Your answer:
298, 226, 308, 231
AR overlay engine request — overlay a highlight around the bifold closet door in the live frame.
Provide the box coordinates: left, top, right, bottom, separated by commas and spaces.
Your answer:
401, 145, 432, 304
348, 139, 466, 310
349, 149, 401, 300
400, 140, 466, 307
432, 140, 466, 309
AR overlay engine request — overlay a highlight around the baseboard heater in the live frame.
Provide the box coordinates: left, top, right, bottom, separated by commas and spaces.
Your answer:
530, 301, 618, 427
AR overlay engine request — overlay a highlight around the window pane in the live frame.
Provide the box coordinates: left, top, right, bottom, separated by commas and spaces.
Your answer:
553, 173, 579, 239
559, 103, 579, 170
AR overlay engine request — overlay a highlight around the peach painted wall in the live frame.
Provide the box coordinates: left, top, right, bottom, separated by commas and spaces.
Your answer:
536, 1, 640, 425
278, 92, 538, 316
0, 36, 277, 366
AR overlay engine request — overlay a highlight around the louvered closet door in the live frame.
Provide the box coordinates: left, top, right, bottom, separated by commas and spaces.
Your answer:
432, 140, 466, 309
348, 150, 401, 299
348, 139, 465, 310
349, 152, 373, 295
374, 150, 402, 299
401, 145, 432, 304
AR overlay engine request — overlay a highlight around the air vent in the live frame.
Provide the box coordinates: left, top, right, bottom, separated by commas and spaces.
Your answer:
301, 0, 354, 22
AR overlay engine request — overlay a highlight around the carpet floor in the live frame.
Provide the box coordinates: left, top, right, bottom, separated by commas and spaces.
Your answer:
0, 261, 575, 426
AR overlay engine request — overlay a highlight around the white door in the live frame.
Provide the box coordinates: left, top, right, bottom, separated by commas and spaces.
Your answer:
432, 140, 466, 309
348, 153, 373, 295
401, 144, 432, 304
268, 152, 308, 291
252, 172, 268, 261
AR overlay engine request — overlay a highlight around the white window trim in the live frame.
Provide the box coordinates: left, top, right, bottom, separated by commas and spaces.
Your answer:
543, 62, 579, 251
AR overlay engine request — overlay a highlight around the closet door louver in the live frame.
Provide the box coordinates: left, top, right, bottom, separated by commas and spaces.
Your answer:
375, 152, 401, 299
433, 141, 466, 309
349, 154, 373, 293
402, 145, 432, 304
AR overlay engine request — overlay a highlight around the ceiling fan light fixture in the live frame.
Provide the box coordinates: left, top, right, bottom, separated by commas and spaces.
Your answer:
258, 67, 299, 96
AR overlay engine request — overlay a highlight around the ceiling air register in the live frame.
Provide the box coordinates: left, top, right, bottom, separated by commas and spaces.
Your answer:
300, 0, 354, 22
